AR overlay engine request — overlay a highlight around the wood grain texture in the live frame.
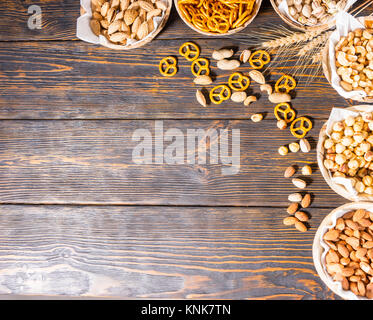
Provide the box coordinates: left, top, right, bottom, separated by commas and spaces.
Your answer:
0, 0, 79, 41
0, 40, 349, 120
1, 0, 368, 300
0, 205, 339, 299
0, 119, 348, 207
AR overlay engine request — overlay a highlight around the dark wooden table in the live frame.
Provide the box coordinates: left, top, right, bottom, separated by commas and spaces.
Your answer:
0, 0, 369, 299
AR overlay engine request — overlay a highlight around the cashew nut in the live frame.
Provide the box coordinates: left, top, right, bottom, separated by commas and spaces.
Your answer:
337, 51, 351, 67
259, 83, 272, 95
243, 95, 257, 106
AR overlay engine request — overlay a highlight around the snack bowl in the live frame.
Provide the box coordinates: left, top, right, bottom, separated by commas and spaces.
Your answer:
77, 0, 173, 50
322, 15, 373, 103
174, 0, 262, 37
269, 0, 345, 33
317, 105, 373, 202
313, 201, 373, 300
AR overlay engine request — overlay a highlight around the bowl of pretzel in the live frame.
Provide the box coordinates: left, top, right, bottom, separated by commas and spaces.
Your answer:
174, 0, 262, 36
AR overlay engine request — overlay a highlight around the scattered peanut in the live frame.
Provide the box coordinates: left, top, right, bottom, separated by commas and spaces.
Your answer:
217, 59, 240, 70
289, 142, 300, 153
301, 165, 312, 176
268, 92, 291, 104
231, 91, 247, 103
248, 70, 265, 84
196, 89, 207, 107
194, 75, 213, 85
278, 146, 289, 156
212, 48, 234, 60
277, 119, 287, 130
239, 49, 251, 63
251, 113, 263, 123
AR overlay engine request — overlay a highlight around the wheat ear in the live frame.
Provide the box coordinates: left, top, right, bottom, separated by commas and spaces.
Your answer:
311, 50, 323, 64
297, 31, 332, 56
262, 29, 324, 49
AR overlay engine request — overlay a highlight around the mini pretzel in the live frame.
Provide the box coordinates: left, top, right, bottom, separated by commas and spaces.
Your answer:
249, 50, 271, 69
207, 15, 230, 33
228, 72, 250, 91
275, 74, 296, 93
290, 117, 312, 139
191, 58, 210, 76
274, 103, 296, 123
179, 42, 200, 61
209, 85, 231, 104
159, 56, 178, 77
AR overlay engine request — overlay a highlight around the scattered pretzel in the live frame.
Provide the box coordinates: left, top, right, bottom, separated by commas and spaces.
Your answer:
209, 85, 231, 104
249, 50, 270, 69
228, 72, 250, 91
179, 42, 200, 61
275, 74, 296, 93
159, 56, 178, 77
274, 102, 296, 123
191, 58, 210, 76
290, 116, 312, 139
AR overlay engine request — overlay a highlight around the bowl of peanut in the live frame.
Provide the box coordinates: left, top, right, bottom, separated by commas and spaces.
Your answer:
322, 16, 373, 102
317, 105, 373, 202
313, 202, 373, 299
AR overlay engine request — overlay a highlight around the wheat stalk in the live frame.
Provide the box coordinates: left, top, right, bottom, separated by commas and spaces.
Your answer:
312, 50, 323, 63
262, 29, 324, 49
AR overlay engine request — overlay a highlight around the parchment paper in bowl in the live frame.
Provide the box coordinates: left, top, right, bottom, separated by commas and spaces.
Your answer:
76, 0, 167, 50
314, 202, 373, 300
277, 0, 356, 28
328, 12, 367, 100
325, 106, 373, 199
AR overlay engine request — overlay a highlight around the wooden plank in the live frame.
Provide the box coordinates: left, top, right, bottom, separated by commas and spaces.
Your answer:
0, 119, 347, 207
0, 39, 350, 120
0, 0, 79, 41
0, 204, 339, 299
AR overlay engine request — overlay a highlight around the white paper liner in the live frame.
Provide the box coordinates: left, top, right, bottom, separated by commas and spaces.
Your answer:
76, 0, 167, 49
325, 106, 373, 200
318, 203, 373, 300
328, 12, 367, 99
278, 0, 356, 28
